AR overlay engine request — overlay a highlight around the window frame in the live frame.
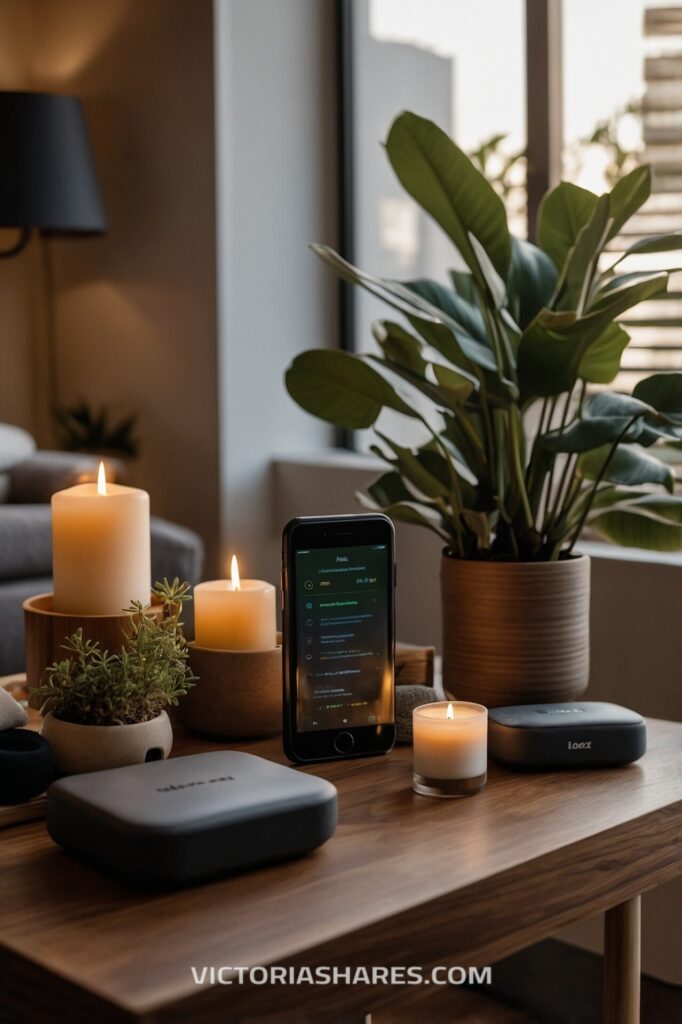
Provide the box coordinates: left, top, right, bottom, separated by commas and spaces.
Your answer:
335, 0, 562, 354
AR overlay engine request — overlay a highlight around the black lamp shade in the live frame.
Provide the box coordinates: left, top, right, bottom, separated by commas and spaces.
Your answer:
0, 91, 106, 234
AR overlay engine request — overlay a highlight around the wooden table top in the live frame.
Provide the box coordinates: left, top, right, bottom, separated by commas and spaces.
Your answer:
2, 720, 682, 1023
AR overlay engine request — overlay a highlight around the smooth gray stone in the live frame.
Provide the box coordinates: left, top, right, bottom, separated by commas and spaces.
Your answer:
0, 686, 28, 730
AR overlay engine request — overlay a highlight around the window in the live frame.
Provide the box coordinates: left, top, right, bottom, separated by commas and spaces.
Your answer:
340, 0, 682, 400
563, 0, 682, 391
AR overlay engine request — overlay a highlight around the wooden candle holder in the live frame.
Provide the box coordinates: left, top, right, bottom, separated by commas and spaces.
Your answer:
23, 593, 163, 691
179, 642, 282, 739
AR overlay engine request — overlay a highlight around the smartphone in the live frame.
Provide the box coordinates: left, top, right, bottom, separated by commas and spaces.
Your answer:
282, 514, 396, 764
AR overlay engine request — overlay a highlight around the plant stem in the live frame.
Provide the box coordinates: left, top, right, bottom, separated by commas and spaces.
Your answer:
542, 385, 577, 538
421, 414, 466, 558
546, 381, 587, 535
507, 406, 534, 530
565, 414, 640, 554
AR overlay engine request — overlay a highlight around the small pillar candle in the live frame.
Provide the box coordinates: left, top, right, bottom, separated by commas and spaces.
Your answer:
193, 555, 277, 651
413, 701, 488, 797
52, 463, 151, 615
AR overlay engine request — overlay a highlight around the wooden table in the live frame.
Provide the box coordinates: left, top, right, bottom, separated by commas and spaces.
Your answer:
1, 720, 681, 1024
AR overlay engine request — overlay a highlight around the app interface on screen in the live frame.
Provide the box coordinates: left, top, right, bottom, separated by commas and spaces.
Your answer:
295, 544, 392, 732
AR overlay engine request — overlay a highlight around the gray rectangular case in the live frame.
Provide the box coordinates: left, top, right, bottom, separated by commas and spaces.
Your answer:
46, 751, 338, 889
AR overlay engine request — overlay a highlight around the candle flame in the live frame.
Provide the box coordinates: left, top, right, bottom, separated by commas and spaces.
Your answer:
97, 461, 107, 496
446, 702, 454, 720
230, 554, 241, 591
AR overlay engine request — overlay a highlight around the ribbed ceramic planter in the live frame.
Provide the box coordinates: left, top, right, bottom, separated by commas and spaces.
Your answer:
40, 710, 173, 776
441, 554, 590, 707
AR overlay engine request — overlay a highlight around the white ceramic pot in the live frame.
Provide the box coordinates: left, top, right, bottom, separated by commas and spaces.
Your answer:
41, 711, 173, 775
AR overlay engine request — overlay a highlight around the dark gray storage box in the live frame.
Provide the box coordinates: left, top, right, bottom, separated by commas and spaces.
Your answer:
46, 751, 338, 889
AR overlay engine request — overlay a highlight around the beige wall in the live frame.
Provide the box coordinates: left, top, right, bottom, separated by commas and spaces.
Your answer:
0, 0, 38, 433
214, 0, 338, 582
0, 0, 220, 570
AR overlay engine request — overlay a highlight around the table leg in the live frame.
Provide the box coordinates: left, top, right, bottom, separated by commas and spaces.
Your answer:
603, 895, 641, 1024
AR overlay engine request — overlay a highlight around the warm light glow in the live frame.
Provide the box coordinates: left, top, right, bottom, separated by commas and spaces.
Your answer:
230, 555, 241, 591
97, 461, 107, 496
446, 702, 454, 720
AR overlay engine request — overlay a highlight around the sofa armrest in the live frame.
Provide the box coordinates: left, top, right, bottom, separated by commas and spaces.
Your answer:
150, 517, 204, 586
0, 507, 204, 589
0, 506, 53, 581
8, 451, 126, 504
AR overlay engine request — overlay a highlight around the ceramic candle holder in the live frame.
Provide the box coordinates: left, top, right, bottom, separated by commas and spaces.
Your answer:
23, 593, 163, 692
412, 701, 488, 798
178, 639, 282, 739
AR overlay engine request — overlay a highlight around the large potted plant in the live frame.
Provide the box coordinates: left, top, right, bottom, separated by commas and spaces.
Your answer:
286, 111, 682, 707
34, 579, 196, 773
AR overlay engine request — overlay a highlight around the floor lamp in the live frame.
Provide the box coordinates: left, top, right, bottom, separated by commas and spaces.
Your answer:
0, 91, 107, 439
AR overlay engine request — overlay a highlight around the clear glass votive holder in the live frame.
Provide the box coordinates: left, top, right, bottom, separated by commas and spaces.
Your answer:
412, 701, 488, 798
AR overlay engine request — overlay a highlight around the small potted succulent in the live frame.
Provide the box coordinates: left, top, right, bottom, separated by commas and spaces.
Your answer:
34, 579, 196, 775
286, 111, 682, 707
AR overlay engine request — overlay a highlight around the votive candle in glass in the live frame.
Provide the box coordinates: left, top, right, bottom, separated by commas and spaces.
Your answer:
412, 701, 488, 798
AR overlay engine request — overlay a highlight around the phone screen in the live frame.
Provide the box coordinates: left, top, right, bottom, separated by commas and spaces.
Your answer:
294, 543, 393, 732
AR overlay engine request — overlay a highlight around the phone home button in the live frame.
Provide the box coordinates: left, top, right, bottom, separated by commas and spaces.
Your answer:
333, 731, 355, 755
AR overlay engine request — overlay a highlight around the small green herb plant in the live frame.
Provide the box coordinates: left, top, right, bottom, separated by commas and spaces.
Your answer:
34, 579, 196, 726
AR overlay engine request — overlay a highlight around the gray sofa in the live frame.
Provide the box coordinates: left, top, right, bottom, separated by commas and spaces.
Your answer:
0, 451, 204, 675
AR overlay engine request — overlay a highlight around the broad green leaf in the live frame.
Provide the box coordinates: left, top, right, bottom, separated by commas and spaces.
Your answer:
592, 270, 666, 304
578, 444, 675, 493
367, 471, 424, 507
468, 231, 506, 308
367, 353, 478, 413
584, 392, 655, 420
406, 315, 502, 380
312, 244, 500, 373
403, 278, 487, 343
385, 111, 511, 280
373, 321, 427, 375
432, 363, 476, 402
507, 237, 557, 329
416, 442, 479, 507
589, 497, 682, 551
581, 395, 677, 446
441, 411, 488, 481
518, 273, 668, 398
633, 373, 682, 417
357, 490, 450, 539
578, 323, 629, 384
449, 269, 477, 303
461, 509, 491, 550
285, 350, 417, 429
372, 434, 450, 499
590, 271, 667, 314
607, 165, 651, 241
556, 194, 611, 312
542, 416, 644, 453
613, 232, 682, 265
538, 181, 598, 272
589, 488, 682, 514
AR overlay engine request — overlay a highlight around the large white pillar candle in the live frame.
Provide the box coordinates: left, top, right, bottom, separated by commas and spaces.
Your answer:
52, 463, 151, 615
194, 555, 277, 651
413, 701, 488, 797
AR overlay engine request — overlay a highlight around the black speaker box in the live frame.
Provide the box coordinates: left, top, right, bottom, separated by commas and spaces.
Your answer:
488, 701, 646, 770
